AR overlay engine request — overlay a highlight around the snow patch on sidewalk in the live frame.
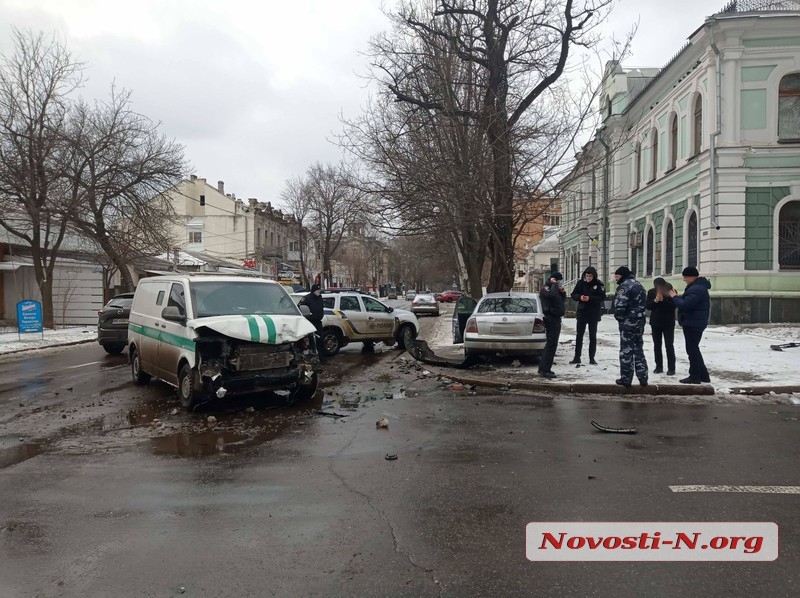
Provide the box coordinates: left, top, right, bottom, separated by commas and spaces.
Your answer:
0, 326, 97, 356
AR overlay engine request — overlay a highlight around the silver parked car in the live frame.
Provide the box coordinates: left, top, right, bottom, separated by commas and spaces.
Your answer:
411, 293, 440, 317
457, 292, 545, 361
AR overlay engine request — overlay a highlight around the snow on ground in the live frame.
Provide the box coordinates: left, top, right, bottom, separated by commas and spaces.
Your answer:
0, 326, 97, 356
422, 308, 800, 393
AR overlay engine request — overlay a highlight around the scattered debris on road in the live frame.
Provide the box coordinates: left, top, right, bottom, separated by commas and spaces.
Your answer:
385, 453, 398, 461
590, 420, 638, 434
770, 342, 800, 351
376, 418, 389, 429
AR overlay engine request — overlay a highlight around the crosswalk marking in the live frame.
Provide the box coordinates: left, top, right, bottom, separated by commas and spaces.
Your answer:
670, 485, 800, 494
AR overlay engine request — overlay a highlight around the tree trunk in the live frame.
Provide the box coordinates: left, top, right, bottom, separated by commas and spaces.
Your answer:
486, 123, 515, 293
95, 233, 135, 292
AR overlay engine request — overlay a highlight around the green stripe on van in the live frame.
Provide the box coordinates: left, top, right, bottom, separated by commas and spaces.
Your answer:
260, 315, 276, 344
129, 323, 196, 351
244, 315, 260, 342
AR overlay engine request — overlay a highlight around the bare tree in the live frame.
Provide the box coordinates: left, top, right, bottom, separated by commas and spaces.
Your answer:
280, 175, 313, 287
366, 0, 615, 292
0, 30, 83, 327
304, 162, 366, 285
65, 87, 186, 291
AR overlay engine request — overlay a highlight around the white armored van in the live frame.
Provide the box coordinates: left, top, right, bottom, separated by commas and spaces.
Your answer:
128, 274, 319, 409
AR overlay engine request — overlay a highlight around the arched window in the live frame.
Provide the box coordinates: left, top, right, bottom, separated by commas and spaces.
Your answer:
693, 95, 703, 155
778, 200, 800, 269
646, 226, 654, 276
631, 245, 639, 278
669, 113, 678, 171
633, 143, 641, 190
664, 220, 674, 275
778, 74, 800, 141
650, 129, 658, 182
686, 211, 698, 268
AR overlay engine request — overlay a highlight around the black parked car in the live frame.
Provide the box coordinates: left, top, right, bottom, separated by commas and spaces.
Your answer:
97, 293, 134, 354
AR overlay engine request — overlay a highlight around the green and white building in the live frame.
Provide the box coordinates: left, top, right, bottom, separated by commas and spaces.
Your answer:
559, 0, 800, 323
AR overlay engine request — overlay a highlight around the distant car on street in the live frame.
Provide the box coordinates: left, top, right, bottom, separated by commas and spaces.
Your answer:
436, 290, 464, 303
452, 292, 545, 363
405, 290, 417, 301
387, 292, 398, 300
411, 293, 440, 317
97, 293, 135, 354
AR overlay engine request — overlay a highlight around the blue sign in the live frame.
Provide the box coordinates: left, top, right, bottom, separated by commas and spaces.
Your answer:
17, 300, 43, 334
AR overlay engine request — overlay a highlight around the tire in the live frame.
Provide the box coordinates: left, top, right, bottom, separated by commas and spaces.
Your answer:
102, 343, 125, 355
177, 363, 199, 410
396, 324, 416, 350
130, 347, 151, 385
320, 328, 342, 357
293, 372, 319, 403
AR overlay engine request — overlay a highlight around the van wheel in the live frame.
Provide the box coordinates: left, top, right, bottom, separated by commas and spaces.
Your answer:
103, 343, 125, 355
177, 364, 199, 410
131, 348, 151, 385
320, 329, 342, 356
293, 372, 319, 403
396, 324, 416, 350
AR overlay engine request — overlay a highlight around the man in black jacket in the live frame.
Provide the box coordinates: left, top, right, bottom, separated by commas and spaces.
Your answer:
645, 278, 676, 375
299, 284, 325, 336
538, 272, 566, 379
569, 266, 605, 365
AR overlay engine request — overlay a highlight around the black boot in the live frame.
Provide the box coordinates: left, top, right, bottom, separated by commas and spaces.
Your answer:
569, 356, 581, 364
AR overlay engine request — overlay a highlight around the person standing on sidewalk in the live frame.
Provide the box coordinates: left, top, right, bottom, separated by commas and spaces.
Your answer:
538, 272, 566, 379
646, 277, 676, 375
669, 266, 711, 384
613, 266, 648, 387
569, 266, 605, 365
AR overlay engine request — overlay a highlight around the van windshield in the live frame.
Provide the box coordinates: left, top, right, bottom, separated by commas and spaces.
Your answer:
190, 281, 300, 318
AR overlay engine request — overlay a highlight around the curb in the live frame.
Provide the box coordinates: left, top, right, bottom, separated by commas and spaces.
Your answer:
431, 369, 716, 396
0, 338, 98, 358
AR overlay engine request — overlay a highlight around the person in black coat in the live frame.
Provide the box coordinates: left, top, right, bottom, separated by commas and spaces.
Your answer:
538, 272, 566, 379
569, 266, 605, 365
669, 266, 712, 384
299, 283, 325, 335
645, 277, 676, 375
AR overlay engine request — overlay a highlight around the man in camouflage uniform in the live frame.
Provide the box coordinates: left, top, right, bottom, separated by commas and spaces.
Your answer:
613, 266, 648, 387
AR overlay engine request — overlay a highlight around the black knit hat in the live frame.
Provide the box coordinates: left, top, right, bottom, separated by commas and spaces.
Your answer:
551, 271, 563, 280
311, 283, 321, 292
615, 266, 632, 279
682, 266, 699, 277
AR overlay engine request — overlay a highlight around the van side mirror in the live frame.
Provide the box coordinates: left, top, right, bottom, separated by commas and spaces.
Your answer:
386, 306, 394, 313
299, 305, 311, 317
162, 306, 186, 325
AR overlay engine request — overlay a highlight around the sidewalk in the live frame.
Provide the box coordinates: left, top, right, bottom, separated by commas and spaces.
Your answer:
423, 311, 800, 397
0, 326, 97, 356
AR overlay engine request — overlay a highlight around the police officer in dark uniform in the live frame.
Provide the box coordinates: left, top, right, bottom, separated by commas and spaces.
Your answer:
613, 266, 648, 387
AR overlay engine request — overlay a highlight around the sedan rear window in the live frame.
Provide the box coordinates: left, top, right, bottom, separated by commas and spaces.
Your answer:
191, 281, 299, 317
106, 296, 133, 308
477, 298, 538, 314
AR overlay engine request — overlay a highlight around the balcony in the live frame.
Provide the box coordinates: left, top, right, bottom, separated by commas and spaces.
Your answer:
261, 245, 284, 258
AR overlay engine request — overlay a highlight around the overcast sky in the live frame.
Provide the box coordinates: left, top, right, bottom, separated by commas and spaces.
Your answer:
0, 0, 727, 207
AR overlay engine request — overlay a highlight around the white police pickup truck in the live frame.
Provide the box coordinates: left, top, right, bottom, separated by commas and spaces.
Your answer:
291, 291, 419, 356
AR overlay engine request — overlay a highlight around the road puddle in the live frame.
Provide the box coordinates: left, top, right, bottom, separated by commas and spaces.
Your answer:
0, 442, 44, 469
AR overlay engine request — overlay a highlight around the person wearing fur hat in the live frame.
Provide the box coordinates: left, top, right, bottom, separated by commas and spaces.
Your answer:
569, 266, 605, 365
538, 271, 566, 379
669, 266, 712, 384
612, 266, 648, 387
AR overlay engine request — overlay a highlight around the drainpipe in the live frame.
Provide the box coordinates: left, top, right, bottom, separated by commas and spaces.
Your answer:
597, 130, 611, 283
709, 26, 722, 231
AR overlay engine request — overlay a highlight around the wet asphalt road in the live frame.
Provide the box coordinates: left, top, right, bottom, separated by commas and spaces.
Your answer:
1, 312, 799, 597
